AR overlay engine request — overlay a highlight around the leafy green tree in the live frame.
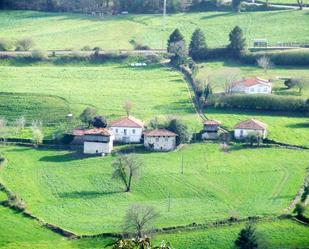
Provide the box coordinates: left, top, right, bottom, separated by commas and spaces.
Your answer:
167, 28, 185, 53
167, 118, 192, 145
189, 28, 207, 60
112, 154, 142, 192
235, 223, 259, 249
92, 116, 107, 128
228, 26, 246, 58
204, 83, 213, 100
79, 107, 97, 127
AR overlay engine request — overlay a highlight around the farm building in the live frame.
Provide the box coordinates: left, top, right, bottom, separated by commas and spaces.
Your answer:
234, 119, 268, 139
109, 116, 144, 143
231, 77, 272, 94
144, 129, 177, 151
202, 120, 221, 140
83, 128, 114, 155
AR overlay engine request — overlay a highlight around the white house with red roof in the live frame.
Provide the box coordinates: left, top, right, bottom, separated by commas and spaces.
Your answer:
234, 119, 268, 139
108, 116, 144, 143
83, 128, 114, 155
231, 77, 272, 94
144, 129, 177, 151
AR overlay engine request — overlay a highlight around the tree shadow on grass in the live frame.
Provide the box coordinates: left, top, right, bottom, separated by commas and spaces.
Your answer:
39, 152, 89, 163
269, 195, 293, 201
200, 12, 235, 20
285, 122, 309, 129
59, 190, 123, 199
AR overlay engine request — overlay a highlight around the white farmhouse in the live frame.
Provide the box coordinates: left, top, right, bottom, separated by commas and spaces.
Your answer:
144, 129, 177, 151
109, 116, 144, 143
83, 128, 114, 155
234, 119, 268, 140
231, 77, 272, 94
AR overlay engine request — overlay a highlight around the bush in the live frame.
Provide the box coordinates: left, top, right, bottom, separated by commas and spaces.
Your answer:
206, 47, 229, 60
208, 94, 308, 113
15, 38, 35, 51
167, 118, 192, 145
0, 155, 4, 165
134, 43, 151, 50
7, 193, 26, 212
81, 46, 92, 51
31, 50, 48, 60
0, 38, 12, 51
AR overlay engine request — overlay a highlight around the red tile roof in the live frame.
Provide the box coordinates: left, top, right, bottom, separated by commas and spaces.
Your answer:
234, 119, 267, 130
144, 129, 177, 137
204, 120, 221, 126
232, 77, 271, 88
84, 128, 113, 136
109, 116, 144, 128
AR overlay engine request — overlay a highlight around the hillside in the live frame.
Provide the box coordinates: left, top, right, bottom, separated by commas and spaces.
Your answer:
0, 10, 308, 50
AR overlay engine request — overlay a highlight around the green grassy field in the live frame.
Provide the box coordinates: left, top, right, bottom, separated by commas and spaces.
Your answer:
0, 10, 308, 50
0, 144, 308, 234
155, 219, 309, 249
0, 62, 199, 138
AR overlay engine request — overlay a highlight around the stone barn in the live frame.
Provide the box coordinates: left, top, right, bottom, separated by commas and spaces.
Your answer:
144, 129, 177, 152
83, 128, 114, 155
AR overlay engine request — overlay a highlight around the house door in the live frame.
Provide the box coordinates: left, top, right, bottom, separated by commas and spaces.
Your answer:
240, 130, 244, 137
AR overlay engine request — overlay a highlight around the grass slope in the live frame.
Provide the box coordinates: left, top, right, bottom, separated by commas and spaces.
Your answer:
0, 62, 199, 137
155, 219, 309, 249
0, 10, 308, 50
0, 144, 308, 234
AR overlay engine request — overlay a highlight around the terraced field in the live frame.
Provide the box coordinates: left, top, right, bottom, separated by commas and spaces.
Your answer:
0, 10, 308, 50
0, 144, 308, 234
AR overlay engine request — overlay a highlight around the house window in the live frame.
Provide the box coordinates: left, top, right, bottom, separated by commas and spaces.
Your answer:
165, 137, 168, 142
263, 87, 268, 92
258, 87, 261, 93
240, 130, 244, 137
124, 129, 127, 135
250, 88, 254, 92
156, 137, 159, 142
116, 129, 118, 133
132, 129, 136, 134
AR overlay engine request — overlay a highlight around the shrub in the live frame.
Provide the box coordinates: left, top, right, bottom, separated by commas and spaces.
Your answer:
208, 94, 308, 113
134, 43, 151, 50
7, 193, 26, 212
167, 118, 192, 145
0, 155, 4, 165
31, 50, 48, 60
0, 38, 12, 51
15, 38, 35, 51
206, 47, 229, 60
81, 46, 92, 51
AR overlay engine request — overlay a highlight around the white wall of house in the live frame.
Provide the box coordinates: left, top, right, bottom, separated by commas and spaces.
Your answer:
234, 129, 267, 139
144, 136, 176, 151
109, 127, 143, 143
232, 84, 272, 94
84, 140, 113, 154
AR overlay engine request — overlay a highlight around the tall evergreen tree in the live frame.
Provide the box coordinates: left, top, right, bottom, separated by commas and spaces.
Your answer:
235, 223, 259, 249
228, 26, 246, 58
167, 28, 185, 52
189, 28, 207, 60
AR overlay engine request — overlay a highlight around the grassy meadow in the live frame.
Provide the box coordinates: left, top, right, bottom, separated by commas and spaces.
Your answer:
0, 143, 308, 234
0, 10, 308, 50
0, 62, 200, 138
154, 219, 309, 249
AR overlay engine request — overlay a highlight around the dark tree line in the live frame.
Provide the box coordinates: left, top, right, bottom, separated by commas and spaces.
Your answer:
0, 0, 218, 13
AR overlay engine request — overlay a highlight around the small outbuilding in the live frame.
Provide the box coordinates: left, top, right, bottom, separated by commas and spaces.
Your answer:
202, 120, 221, 140
109, 116, 144, 143
234, 119, 268, 140
144, 129, 177, 152
83, 128, 114, 155
231, 77, 272, 94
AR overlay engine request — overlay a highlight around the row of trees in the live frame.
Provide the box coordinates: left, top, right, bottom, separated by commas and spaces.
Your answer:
0, 0, 210, 13
0, 37, 35, 51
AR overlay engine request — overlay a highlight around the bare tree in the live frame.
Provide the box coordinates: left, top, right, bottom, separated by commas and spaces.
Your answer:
257, 56, 272, 74
0, 117, 8, 142
31, 120, 43, 147
14, 116, 26, 134
297, 0, 304, 10
112, 154, 142, 192
123, 204, 159, 238
123, 100, 133, 117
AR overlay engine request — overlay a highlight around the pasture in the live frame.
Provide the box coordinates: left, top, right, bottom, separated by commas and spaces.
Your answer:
0, 144, 308, 234
0, 62, 199, 138
154, 219, 309, 249
0, 10, 308, 50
